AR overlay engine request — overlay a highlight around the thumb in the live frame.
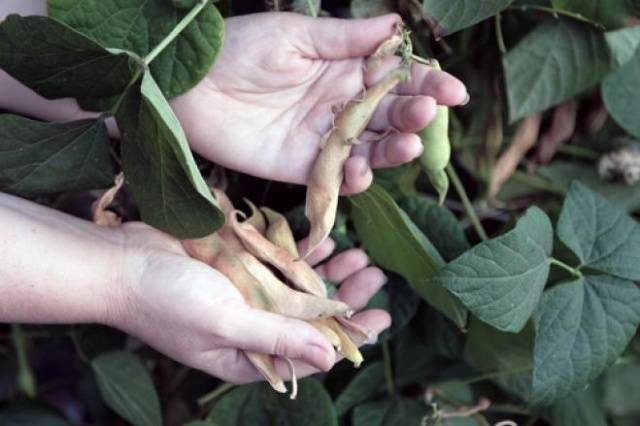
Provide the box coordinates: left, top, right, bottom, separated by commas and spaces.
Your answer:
226, 307, 336, 371
302, 13, 402, 60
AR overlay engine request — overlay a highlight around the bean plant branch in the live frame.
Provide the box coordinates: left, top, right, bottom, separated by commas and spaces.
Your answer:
507, 4, 606, 29
446, 164, 489, 241
549, 258, 583, 278
144, 0, 211, 66
382, 340, 395, 396
494, 13, 506, 55
197, 382, 235, 406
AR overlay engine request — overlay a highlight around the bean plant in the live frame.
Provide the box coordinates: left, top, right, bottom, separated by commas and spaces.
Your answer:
1, 0, 640, 425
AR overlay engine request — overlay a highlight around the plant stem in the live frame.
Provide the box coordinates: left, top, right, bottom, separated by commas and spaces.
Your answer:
305, 0, 318, 17
109, 66, 144, 116
382, 341, 395, 396
11, 324, 37, 398
556, 144, 600, 160
549, 257, 583, 278
510, 170, 563, 194
507, 4, 605, 29
197, 382, 235, 406
495, 13, 506, 54
446, 164, 489, 241
144, 0, 210, 66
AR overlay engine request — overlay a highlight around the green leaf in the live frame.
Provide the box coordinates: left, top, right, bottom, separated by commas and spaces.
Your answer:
49, 0, 225, 100
421, 0, 514, 38
551, 385, 607, 426
352, 397, 426, 426
207, 379, 337, 426
552, 0, 636, 29
350, 185, 467, 327
504, 20, 614, 122
351, 0, 395, 18
0, 406, 69, 426
603, 48, 640, 139
531, 275, 640, 405
605, 364, 640, 416
0, 15, 133, 100
335, 362, 385, 416
91, 351, 162, 426
399, 195, 470, 262
463, 318, 534, 400
557, 182, 640, 281
433, 207, 553, 332
605, 26, 640, 67
366, 273, 420, 341
115, 71, 224, 238
0, 115, 113, 196
537, 160, 640, 213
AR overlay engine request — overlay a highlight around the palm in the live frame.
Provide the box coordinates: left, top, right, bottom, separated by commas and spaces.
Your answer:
172, 12, 467, 192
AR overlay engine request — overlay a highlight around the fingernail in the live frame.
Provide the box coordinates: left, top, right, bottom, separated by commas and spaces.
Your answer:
304, 344, 334, 371
461, 92, 471, 106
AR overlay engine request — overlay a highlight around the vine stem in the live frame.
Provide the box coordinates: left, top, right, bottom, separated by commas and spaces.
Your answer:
382, 341, 395, 396
495, 13, 506, 54
197, 382, 235, 406
144, 0, 210, 66
446, 164, 489, 241
507, 4, 605, 29
549, 257, 583, 278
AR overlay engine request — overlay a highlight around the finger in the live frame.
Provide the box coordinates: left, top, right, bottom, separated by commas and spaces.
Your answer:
336, 267, 388, 311
225, 307, 335, 371
365, 57, 468, 106
368, 94, 437, 132
352, 131, 423, 169
299, 13, 402, 59
340, 155, 373, 195
297, 237, 336, 267
314, 248, 369, 282
349, 309, 392, 340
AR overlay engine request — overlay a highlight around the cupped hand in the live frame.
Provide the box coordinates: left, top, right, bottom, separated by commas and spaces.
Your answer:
171, 12, 468, 194
111, 222, 390, 384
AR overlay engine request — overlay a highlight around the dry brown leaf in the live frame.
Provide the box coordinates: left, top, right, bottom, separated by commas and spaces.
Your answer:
303, 66, 409, 259
488, 113, 543, 201
536, 100, 577, 163
92, 173, 124, 227
366, 22, 404, 71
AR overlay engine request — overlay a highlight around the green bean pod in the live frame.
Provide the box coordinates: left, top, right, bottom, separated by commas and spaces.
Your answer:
418, 60, 450, 205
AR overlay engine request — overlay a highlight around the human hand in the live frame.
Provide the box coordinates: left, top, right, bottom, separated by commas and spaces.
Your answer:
112, 222, 390, 383
171, 12, 468, 194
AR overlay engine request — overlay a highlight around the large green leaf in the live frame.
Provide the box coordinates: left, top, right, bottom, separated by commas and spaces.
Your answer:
537, 160, 640, 213
504, 20, 614, 122
531, 275, 640, 406
605, 26, 640, 67
552, 0, 637, 29
91, 351, 162, 426
421, 0, 514, 38
603, 48, 640, 139
49, 0, 224, 101
399, 195, 470, 262
0, 15, 133, 100
207, 379, 337, 426
0, 115, 113, 196
335, 362, 385, 416
352, 397, 426, 426
551, 385, 607, 426
463, 318, 533, 400
350, 185, 467, 327
433, 207, 553, 333
557, 182, 640, 281
115, 71, 224, 238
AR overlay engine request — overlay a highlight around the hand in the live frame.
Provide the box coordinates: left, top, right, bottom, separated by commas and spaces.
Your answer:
113, 222, 390, 384
171, 12, 468, 194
